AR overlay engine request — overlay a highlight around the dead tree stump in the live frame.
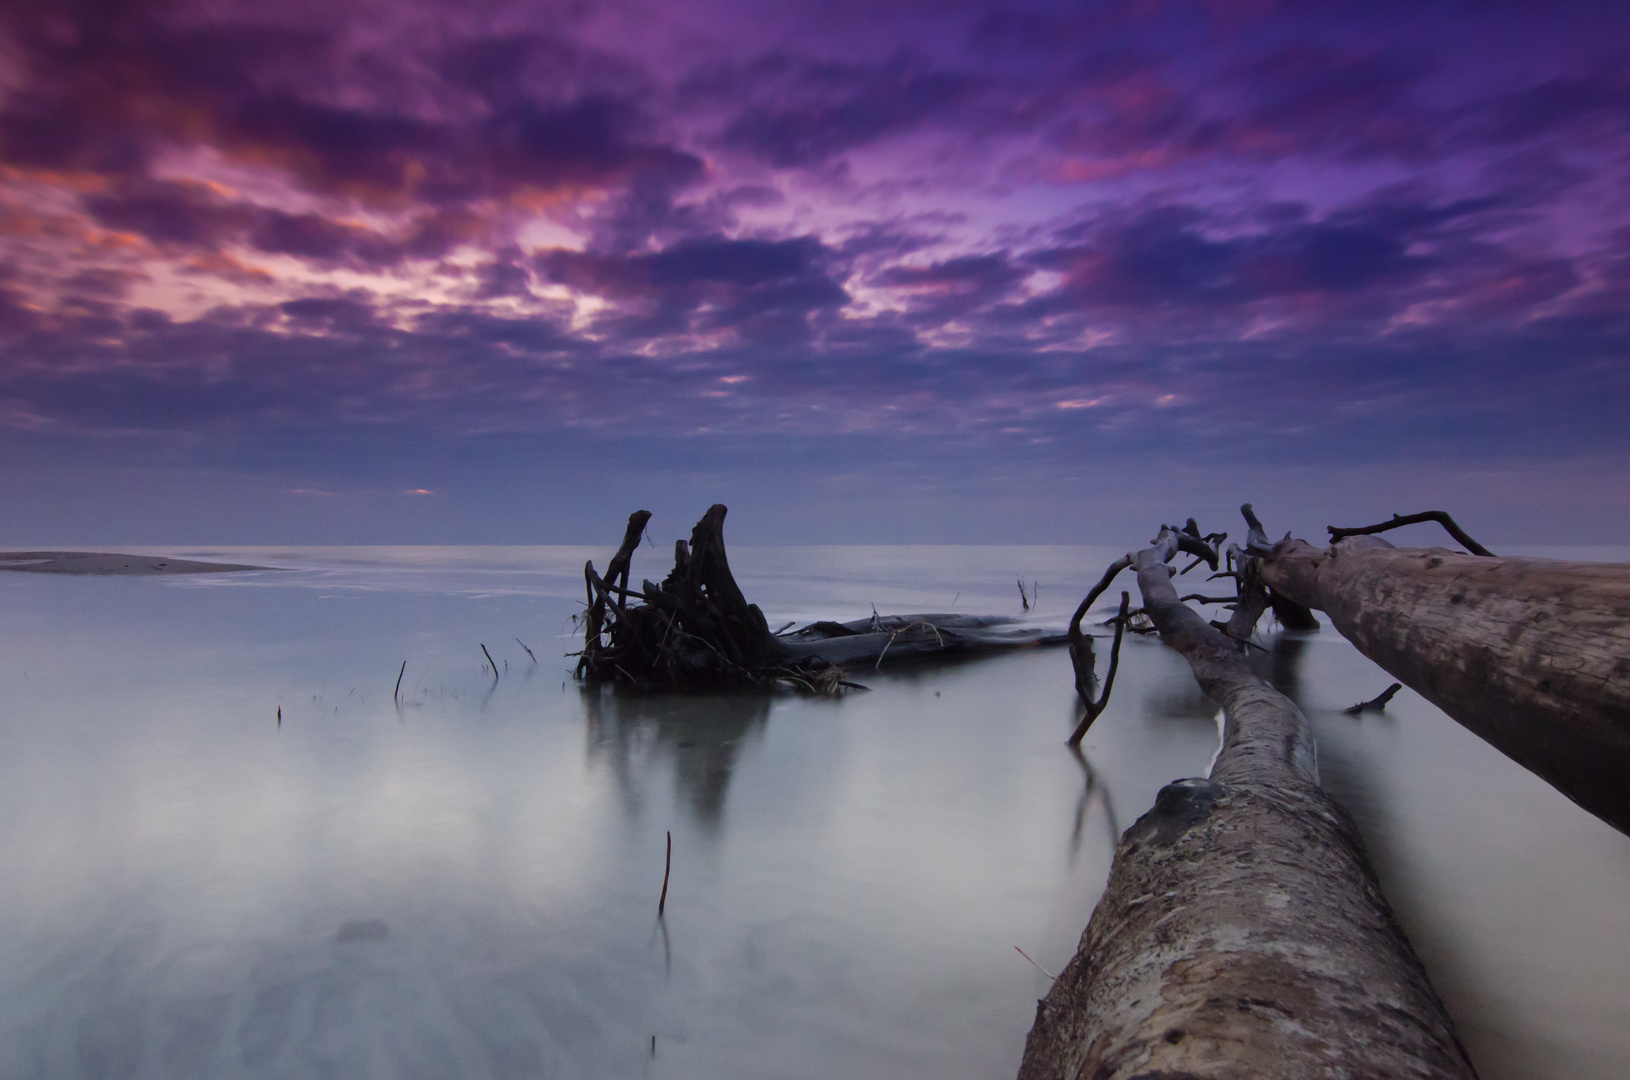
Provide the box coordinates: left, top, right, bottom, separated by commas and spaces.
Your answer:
576, 505, 1067, 692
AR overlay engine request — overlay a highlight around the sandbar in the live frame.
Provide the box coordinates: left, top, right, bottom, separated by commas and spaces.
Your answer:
0, 551, 269, 575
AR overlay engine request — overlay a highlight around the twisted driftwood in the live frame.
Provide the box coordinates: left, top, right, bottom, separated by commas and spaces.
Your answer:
1064, 509, 1309, 745
1258, 513, 1630, 835
576, 505, 1064, 692
1020, 516, 1475, 1080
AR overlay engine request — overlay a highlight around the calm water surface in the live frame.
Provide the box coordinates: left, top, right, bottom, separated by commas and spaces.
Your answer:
0, 544, 1625, 1079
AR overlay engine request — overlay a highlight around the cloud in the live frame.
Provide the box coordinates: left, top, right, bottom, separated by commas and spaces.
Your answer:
79, 178, 483, 268
701, 53, 981, 166
1025, 203, 1426, 328
1, 0, 1628, 534
1461, 73, 1630, 148
1012, 188, 1589, 342
80, 180, 248, 249
538, 235, 849, 338
216, 93, 703, 207
872, 253, 1027, 323
0, 4, 702, 212
278, 296, 379, 327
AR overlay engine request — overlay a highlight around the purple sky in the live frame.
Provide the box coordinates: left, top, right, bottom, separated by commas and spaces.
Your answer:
1, 0, 1627, 544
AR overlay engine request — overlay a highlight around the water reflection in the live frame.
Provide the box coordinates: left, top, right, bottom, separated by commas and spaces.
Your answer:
0, 546, 1625, 1080
582, 687, 772, 829
1263, 632, 1310, 703
1143, 675, 1218, 730
1066, 741, 1119, 862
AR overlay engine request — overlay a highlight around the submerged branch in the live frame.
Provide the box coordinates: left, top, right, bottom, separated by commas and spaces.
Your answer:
1345, 683, 1403, 715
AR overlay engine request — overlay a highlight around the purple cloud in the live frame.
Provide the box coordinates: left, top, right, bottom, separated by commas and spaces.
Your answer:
0, 0, 1627, 539
538, 236, 848, 339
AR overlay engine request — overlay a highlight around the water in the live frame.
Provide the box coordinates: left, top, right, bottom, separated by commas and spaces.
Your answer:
0, 544, 1625, 1079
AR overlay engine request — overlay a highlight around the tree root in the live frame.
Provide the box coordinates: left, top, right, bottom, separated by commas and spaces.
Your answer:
575, 505, 1065, 694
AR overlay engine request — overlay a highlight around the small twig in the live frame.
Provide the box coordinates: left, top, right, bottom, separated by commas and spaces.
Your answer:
772, 621, 796, 636
1344, 683, 1403, 715
1179, 594, 1238, 605
658, 831, 672, 916
1328, 511, 1494, 557
515, 638, 537, 665
1018, 578, 1030, 611
876, 627, 899, 670
876, 620, 946, 670
480, 643, 499, 680
394, 661, 406, 703
1014, 945, 1056, 981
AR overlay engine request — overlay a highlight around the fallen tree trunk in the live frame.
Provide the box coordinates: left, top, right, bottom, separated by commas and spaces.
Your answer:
576, 505, 1064, 692
1019, 523, 1475, 1080
780, 613, 1063, 666
1258, 528, 1630, 835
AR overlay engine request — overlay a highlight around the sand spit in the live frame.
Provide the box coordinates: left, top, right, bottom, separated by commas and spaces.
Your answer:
0, 551, 269, 575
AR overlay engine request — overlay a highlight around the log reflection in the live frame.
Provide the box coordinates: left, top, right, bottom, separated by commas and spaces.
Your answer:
1264, 632, 1309, 705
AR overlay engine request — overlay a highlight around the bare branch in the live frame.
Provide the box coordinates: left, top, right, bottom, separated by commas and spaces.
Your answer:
1327, 510, 1493, 557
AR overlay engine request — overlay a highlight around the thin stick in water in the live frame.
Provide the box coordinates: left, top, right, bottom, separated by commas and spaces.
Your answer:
480, 643, 499, 680
658, 830, 672, 916
1014, 945, 1056, 980
515, 638, 538, 665
394, 661, 406, 703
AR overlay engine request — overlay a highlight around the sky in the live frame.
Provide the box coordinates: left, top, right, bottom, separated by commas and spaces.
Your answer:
0, 0, 1627, 545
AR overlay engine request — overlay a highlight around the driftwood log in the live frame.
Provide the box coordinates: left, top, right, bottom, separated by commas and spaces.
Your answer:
1258, 518, 1630, 835
576, 505, 1064, 692
1020, 520, 1475, 1080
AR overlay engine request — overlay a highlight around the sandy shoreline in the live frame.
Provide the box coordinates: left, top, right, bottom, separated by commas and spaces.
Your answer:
0, 551, 270, 575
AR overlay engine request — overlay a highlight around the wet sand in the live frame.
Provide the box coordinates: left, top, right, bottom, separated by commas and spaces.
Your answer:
0, 551, 268, 575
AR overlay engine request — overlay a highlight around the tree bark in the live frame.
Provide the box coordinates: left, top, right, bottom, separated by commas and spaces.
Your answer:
1019, 528, 1475, 1080
1259, 535, 1630, 835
